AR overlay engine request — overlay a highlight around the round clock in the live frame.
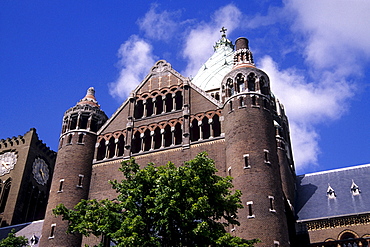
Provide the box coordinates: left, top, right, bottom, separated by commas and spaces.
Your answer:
32, 158, 49, 185
0, 152, 17, 176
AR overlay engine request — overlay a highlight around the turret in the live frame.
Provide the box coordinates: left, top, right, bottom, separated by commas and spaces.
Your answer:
222, 38, 291, 246
40, 88, 107, 247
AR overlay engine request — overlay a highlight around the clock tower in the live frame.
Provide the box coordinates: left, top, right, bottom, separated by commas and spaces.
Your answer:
40, 87, 107, 247
0, 128, 56, 227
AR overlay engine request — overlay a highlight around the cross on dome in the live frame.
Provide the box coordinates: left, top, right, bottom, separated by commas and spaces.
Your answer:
220, 27, 227, 37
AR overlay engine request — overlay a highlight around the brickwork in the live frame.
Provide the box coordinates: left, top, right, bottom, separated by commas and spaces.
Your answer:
0, 128, 56, 227
40, 88, 107, 247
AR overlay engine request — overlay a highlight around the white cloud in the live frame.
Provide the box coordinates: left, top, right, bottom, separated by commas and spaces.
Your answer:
286, 0, 370, 71
260, 56, 354, 172
137, 4, 179, 42
182, 4, 242, 77
109, 35, 156, 100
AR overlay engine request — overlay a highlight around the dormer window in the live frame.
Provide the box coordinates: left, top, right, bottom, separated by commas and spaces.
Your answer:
327, 184, 336, 198
351, 180, 361, 196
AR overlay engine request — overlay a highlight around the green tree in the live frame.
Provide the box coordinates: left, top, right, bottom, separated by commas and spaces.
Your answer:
0, 229, 28, 247
54, 152, 258, 247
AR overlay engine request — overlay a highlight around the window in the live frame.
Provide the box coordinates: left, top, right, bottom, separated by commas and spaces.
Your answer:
228, 166, 232, 177
247, 201, 255, 218
274, 240, 280, 247
238, 97, 245, 108
229, 101, 233, 112
243, 154, 250, 169
327, 184, 336, 198
58, 179, 64, 192
264, 149, 270, 164
251, 95, 258, 106
351, 180, 361, 195
67, 134, 73, 144
269, 196, 276, 212
78, 133, 84, 144
49, 224, 56, 239
77, 175, 84, 188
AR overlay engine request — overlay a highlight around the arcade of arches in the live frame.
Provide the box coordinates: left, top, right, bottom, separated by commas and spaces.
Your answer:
96, 113, 221, 161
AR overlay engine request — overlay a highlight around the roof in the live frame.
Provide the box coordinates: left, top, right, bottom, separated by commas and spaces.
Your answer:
0, 220, 44, 246
191, 35, 234, 93
295, 163, 370, 221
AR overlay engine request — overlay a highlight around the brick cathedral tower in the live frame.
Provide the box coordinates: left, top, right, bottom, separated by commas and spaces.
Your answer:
221, 37, 295, 245
40, 88, 107, 247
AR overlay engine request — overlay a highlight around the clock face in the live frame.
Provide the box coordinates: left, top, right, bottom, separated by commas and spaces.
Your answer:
32, 158, 49, 185
0, 152, 17, 176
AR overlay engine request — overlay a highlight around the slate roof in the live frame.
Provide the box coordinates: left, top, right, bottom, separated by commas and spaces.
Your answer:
295, 164, 370, 221
0, 220, 43, 246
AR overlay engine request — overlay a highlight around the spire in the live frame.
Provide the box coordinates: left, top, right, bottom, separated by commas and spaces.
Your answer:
233, 37, 255, 68
77, 87, 100, 107
213, 27, 234, 51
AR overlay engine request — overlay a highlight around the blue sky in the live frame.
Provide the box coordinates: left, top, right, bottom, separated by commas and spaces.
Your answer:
1, 1, 369, 174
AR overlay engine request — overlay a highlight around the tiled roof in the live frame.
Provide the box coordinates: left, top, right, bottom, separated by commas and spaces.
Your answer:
295, 164, 370, 221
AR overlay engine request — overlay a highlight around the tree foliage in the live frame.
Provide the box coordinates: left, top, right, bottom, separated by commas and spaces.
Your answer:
0, 229, 28, 247
54, 152, 258, 247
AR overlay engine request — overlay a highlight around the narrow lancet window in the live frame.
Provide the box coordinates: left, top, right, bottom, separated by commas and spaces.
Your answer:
247, 201, 255, 218
243, 154, 250, 169
58, 179, 64, 192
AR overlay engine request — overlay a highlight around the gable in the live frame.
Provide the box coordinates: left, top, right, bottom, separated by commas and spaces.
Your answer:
99, 60, 189, 135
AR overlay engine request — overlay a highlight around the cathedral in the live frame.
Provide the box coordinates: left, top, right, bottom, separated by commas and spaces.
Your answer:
1, 31, 369, 246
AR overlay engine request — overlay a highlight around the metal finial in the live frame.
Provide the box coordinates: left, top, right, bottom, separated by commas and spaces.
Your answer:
220, 27, 227, 37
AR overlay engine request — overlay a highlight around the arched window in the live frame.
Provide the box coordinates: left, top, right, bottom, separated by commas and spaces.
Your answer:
174, 123, 182, 145
212, 115, 221, 137
107, 137, 115, 158
156, 95, 163, 114
70, 115, 78, 130
165, 93, 173, 113
247, 73, 256, 91
90, 118, 98, 132
134, 100, 144, 119
153, 127, 162, 149
215, 92, 220, 101
175, 91, 183, 110
0, 179, 11, 213
202, 117, 210, 140
190, 119, 200, 142
236, 74, 245, 92
260, 77, 269, 95
227, 79, 234, 96
164, 125, 172, 147
79, 115, 89, 129
131, 131, 141, 154
339, 230, 358, 240
97, 139, 106, 161
143, 129, 151, 152
146, 98, 154, 117
117, 135, 125, 157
